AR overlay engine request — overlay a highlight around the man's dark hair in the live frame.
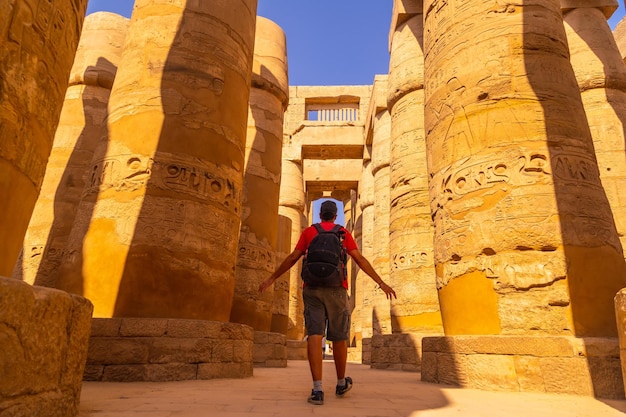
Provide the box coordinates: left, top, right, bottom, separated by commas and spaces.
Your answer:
320, 200, 337, 221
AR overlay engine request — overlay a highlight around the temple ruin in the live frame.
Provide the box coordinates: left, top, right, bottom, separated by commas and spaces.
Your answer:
3, 0, 626, 415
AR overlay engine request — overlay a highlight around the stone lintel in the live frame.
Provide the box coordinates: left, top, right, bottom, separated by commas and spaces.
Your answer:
305, 180, 359, 195
561, 0, 618, 19
304, 159, 363, 184
302, 144, 364, 160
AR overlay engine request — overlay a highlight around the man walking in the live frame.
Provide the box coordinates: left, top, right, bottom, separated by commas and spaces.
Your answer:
258, 200, 397, 405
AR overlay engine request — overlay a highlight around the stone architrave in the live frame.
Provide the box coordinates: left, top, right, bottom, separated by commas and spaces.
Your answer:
231, 16, 288, 331
13, 12, 129, 286
55, 0, 258, 320
279, 160, 307, 340
370, 76, 392, 336
423, 0, 626, 337
562, 2, 626, 260
387, 0, 442, 334
0, 0, 88, 276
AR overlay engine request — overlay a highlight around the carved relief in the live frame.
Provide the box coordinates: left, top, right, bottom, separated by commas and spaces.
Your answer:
87, 153, 241, 212
237, 230, 275, 273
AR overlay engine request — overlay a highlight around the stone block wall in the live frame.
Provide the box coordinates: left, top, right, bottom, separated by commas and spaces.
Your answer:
0, 277, 93, 417
370, 333, 438, 372
287, 340, 308, 360
85, 318, 254, 382
253, 331, 287, 368
421, 335, 624, 399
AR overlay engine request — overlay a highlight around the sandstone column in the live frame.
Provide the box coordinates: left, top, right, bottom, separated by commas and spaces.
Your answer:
280, 160, 307, 340
562, 1, 626, 260
13, 12, 129, 286
355, 151, 375, 357
231, 16, 288, 331
56, 0, 258, 320
0, 0, 88, 276
424, 0, 626, 337
271, 215, 292, 334
388, 0, 442, 335
370, 76, 392, 335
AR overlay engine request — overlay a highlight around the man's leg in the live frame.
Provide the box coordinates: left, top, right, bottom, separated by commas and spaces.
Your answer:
332, 340, 347, 379
307, 334, 324, 381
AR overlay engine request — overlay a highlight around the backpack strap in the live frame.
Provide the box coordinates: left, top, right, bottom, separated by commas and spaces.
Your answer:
312, 223, 324, 234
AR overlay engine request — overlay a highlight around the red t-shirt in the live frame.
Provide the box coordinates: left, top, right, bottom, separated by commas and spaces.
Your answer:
295, 221, 358, 289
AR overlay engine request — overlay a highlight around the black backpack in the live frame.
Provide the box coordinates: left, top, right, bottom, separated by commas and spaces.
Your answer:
301, 224, 347, 287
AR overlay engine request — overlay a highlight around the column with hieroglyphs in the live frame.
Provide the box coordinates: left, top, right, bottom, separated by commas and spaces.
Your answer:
279, 159, 307, 340
387, 0, 442, 335
231, 16, 288, 331
271, 215, 292, 334
370, 75, 392, 335
562, 0, 626, 260
354, 148, 375, 362
0, 0, 88, 276
55, 0, 258, 320
13, 12, 129, 286
422, 0, 626, 396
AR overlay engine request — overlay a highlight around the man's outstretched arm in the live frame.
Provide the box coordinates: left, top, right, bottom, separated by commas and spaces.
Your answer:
348, 249, 397, 299
258, 249, 305, 292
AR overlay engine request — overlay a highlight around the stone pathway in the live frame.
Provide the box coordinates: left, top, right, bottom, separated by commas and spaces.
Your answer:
79, 360, 626, 416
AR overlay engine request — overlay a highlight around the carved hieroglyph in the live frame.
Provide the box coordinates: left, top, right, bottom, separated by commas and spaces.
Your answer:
387, 2, 442, 334
563, 5, 626, 260
0, 0, 88, 276
371, 87, 392, 336
55, 0, 258, 320
423, 0, 626, 337
13, 12, 129, 286
279, 160, 307, 340
231, 16, 288, 331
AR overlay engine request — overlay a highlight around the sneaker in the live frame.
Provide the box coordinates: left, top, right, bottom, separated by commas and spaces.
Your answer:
335, 376, 353, 397
307, 390, 324, 405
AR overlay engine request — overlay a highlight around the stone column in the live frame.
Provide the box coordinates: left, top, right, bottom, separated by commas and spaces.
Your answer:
370, 76, 392, 335
0, 0, 88, 276
424, 0, 626, 337
280, 160, 307, 340
388, 0, 442, 335
614, 17, 626, 64
356, 150, 375, 361
271, 215, 292, 334
562, 1, 626, 260
55, 0, 258, 320
13, 12, 129, 286
421, 0, 626, 396
231, 16, 288, 331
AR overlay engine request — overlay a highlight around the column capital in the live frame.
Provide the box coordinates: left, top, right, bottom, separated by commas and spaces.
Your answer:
561, 0, 618, 19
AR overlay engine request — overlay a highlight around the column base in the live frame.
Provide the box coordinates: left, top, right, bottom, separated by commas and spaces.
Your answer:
85, 318, 254, 382
421, 335, 624, 399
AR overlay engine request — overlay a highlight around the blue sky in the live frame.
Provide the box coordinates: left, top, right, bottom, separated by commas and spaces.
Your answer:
86, 1, 626, 87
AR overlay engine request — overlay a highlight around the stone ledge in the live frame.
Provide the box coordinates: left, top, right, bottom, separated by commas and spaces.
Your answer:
421, 335, 624, 399
85, 318, 254, 382
287, 339, 307, 360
